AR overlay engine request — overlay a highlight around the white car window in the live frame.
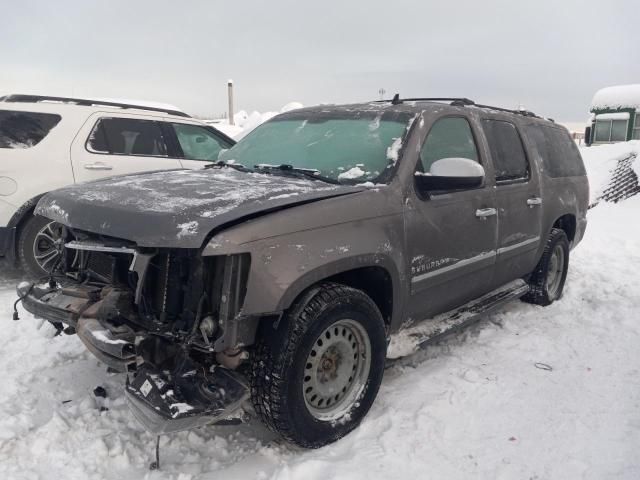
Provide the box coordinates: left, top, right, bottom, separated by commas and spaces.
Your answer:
0, 110, 61, 149
173, 123, 229, 161
87, 118, 168, 157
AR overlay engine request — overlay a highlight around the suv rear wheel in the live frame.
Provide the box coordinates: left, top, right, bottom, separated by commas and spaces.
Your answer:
249, 282, 387, 448
18, 215, 66, 278
523, 228, 569, 306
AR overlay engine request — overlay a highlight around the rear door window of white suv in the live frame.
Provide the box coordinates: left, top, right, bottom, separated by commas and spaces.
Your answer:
87, 118, 168, 157
0, 110, 61, 148
172, 123, 231, 161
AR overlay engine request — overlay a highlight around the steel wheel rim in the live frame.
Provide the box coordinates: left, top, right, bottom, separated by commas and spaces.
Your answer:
33, 221, 65, 272
546, 244, 565, 298
303, 318, 372, 421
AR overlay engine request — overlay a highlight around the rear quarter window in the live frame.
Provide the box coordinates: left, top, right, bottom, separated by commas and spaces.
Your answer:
525, 124, 586, 177
0, 110, 61, 149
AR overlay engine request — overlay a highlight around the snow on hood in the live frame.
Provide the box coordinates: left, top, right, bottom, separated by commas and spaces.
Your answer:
35, 168, 365, 248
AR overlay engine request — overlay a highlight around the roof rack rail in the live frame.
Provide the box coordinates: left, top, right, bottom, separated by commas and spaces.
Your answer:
402, 97, 476, 106
375, 94, 541, 118
374, 95, 474, 106
0, 94, 191, 118
473, 102, 539, 118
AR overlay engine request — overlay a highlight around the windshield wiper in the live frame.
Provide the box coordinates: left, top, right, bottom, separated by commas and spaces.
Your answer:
253, 164, 341, 185
204, 160, 253, 172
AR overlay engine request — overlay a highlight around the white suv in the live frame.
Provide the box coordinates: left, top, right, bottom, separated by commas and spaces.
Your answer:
0, 94, 235, 276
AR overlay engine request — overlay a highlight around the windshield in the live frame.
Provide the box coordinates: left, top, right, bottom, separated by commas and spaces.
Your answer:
219, 110, 413, 183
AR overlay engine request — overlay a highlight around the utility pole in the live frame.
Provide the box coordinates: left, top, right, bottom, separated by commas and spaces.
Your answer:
228, 79, 235, 125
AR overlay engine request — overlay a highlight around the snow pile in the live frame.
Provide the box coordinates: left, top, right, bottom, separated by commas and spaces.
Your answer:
210, 102, 304, 140
580, 140, 640, 203
385, 137, 402, 164
0, 141, 640, 478
338, 166, 366, 180
591, 84, 640, 110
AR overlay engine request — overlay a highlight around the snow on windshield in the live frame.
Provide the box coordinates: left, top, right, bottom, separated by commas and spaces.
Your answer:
218, 109, 413, 184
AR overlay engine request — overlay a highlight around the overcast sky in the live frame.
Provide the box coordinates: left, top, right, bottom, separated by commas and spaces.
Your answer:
1, 0, 638, 123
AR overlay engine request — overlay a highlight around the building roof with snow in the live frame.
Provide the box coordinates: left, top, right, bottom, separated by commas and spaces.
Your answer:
587, 84, 640, 144
591, 84, 640, 111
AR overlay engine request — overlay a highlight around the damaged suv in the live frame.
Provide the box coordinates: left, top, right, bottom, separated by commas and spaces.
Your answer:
17, 97, 588, 448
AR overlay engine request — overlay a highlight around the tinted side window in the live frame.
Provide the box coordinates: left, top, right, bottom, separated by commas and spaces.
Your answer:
419, 117, 479, 172
173, 123, 231, 161
0, 110, 61, 149
526, 125, 586, 177
482, 120, 529, 182
88, 118, 167, 156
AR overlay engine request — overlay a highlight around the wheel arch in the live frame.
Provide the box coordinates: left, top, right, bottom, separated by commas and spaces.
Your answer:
274, 256, 401, 331
551, 213, 576, 244
6, 193, 47, 260
7, 193, 46, 229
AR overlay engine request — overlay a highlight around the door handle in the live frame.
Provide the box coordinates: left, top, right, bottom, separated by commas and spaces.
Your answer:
527, 197, 542, 207
84, 162, 113, 171
475, 208, 497, 219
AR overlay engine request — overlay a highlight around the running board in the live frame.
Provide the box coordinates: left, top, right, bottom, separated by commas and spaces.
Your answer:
387, 279, 529, 359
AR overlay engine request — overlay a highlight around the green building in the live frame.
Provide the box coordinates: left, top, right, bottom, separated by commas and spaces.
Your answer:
588, 84, 640, 144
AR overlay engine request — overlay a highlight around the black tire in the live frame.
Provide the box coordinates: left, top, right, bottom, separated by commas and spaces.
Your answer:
17, 214, 65, 278
249, 282, 387, 448
522, 228, 570, 306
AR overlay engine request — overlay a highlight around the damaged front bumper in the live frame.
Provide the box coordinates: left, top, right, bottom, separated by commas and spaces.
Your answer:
17, 281, 250, 435
18, 281, 137, 371
126, 364, 248, 434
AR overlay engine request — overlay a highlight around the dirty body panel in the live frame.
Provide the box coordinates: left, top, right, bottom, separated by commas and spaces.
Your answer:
35, 168, 366, 248
18, 101, 589, 436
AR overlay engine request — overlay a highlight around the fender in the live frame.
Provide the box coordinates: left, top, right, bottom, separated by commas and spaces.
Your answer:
275, 253, 403, 327
219, 212, 408, 331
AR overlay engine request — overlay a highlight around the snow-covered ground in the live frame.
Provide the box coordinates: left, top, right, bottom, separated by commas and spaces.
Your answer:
1, 144, 639, 479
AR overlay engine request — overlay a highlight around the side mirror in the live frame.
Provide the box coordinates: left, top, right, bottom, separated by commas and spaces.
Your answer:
415, 157, 485, 191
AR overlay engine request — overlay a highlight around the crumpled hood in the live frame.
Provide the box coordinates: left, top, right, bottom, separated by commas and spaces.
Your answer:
36, 168, 364, 248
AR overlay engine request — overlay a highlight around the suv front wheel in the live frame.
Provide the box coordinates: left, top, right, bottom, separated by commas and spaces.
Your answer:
249, 283, 387, 448
523, 228, 570, 306
17, 215, 67, 278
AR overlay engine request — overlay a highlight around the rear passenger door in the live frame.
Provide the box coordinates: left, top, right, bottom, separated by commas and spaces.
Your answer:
71, 113, 182, 182
482, 118, 542, 286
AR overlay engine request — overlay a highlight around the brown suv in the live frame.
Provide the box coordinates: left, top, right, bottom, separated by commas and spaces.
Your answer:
16, 96, 588, 448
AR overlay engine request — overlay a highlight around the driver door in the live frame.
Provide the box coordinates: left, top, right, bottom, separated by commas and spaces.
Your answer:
405, 114, 499, 321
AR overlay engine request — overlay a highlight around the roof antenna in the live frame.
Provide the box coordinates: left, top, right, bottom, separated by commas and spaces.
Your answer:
391, 93, 401, 105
